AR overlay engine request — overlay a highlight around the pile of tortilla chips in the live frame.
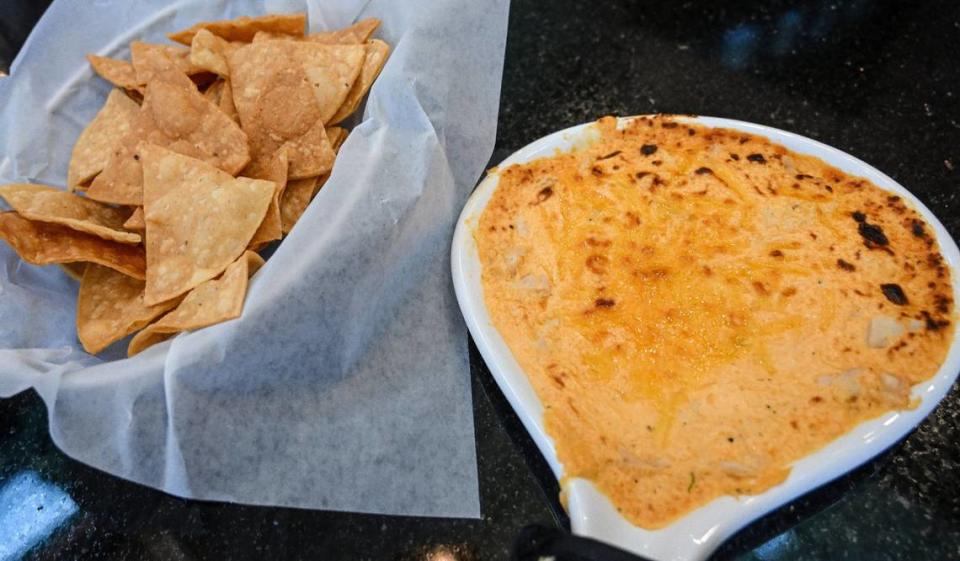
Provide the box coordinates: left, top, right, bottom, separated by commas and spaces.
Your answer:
0, 13, 389, 356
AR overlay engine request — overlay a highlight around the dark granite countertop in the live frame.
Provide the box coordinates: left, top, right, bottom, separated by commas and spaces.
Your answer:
2, 1, 959, 559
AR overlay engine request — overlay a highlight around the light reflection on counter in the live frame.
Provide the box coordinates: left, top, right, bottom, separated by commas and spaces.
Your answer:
0, 471, 78, 561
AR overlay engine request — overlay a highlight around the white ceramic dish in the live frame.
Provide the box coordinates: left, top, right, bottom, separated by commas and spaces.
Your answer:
451, 116, 960, 561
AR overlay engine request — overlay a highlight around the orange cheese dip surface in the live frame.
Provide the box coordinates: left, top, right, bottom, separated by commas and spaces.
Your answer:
474, 116, 955, 528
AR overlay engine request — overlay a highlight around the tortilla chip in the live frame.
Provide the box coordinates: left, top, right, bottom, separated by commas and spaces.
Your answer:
190, 29, 235, 77
168, 13, 307, 45
130, 41, 199, 84
306, 19, 381, 44
0, 184, 140, 244
127, 251, 263, 356
245, 150, 288, 250
140, 144, 273, 304
328, 40, 389, 125
327, 126, 347, 151
277, 125, 344, 232
201, 79, 239, 122
86, 54, 144, 94
123, 207, 145, 232
60, 262, 87, 281
217, 79, 240, 123
0, 212, 145, 279
67, 90, 141, 191
279, 175, 321, 234
227, 40, 365, 128
251, 31, 298, 43
77, 264, 181, 354
228, 45, 342, 178
86, 70, 250, 206
280, 116, 336, 179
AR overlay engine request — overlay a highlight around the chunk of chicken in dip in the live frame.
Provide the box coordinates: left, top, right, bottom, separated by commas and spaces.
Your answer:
474, 115, 956, 528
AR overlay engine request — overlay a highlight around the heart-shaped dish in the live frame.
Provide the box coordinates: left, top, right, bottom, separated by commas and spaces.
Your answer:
452, 115, 960, 561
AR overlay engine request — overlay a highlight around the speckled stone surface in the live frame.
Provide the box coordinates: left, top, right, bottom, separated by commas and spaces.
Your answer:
2, 1, 959, 560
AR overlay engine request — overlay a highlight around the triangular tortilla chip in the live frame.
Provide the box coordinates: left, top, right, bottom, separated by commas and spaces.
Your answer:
123, 207, 145, 232
227, 40, 365, 128
86, 70, 250, 206
278, 126, 344, 232
168, 13, 307, 45
245, 150, 288, 250
228, 45, 342, 178
86, 54, 144, 94
328, 40, 389, 125
306, 19, 381, 44
77, 264, 181, 354
130, 41, 200, 84
67, 89, 141, 190
0, 212, 145, 279
190, 29, 236, 77
140, 144, 273, 304
127, 251, 263, 356
279, 175, 321, 234
0, 184, 140, 244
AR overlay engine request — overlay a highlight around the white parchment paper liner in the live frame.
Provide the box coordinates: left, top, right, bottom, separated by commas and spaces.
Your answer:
0, 0, 509, 517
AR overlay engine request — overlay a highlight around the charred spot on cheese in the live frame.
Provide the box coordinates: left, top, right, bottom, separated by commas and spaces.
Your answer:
534, 186, 553, 204
934, 293, 952, 314
640, 144, 658, 155
911, 220, 926, 238
695, 167, 713, 175
747, 153, 766, 163
880, 283, 908, 305
858, 221, 889, 247
475, 115, 955, 530
921, 310, 950, 331
837, 259, 856, 272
